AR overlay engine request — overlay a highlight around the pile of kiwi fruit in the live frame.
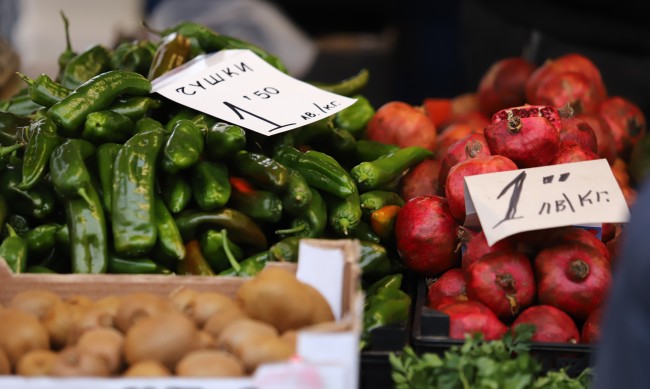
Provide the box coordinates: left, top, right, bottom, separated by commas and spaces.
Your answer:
0, 266, 335, 377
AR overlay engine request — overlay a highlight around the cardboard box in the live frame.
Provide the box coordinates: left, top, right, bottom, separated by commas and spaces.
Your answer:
0, 238, 363, 389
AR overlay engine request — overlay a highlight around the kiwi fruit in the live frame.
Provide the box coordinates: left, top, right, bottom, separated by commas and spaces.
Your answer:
114, 292, 174, 333
123, 360, 171, 377
168, 287, 199, 313
124, 311, 198, 371
184, 292, 239, 328
65, 305, 115, 346
216, 318, 278, 356
9, 289, 62, 320
193, 330, 215, 350
16, 349, 58, 376
239, 335, 294, 373
63, 294, 94, 309
49, 346, 110, 377
0, 308, 50, 368
203, 307, 248, 339
280, 330, 298, 351
0, 348, 10, 375
41, 301, 86, 350
302, 282, 335, 324
175, 350, 244, 377
76, 327, 124, 375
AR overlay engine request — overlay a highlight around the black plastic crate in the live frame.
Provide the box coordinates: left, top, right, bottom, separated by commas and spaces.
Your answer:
410, 277, 594, 377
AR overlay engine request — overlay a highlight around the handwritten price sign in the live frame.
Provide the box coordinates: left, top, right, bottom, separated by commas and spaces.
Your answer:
464, 159, 630, 246
151, 49, 357, 136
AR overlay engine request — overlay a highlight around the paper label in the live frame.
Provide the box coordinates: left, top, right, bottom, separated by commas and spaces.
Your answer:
151, 49, 357, 136
464, 159, 630, 246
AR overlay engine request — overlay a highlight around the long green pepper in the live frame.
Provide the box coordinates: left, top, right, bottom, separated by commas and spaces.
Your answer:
111, 127, 164, 257
19, 117, 62, 190
161, 119, 204, 173
59, 44, 111, 89
0, 224, 28, 273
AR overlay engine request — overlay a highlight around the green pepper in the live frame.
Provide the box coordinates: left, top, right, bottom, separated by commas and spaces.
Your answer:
177, 240, 215, 276
47, 70, 152, 137
56, 11, 76, 78
365, 273, 404, 297
81, 111, 134, 144
108, 96, 162, 122
110, 40, 156, 76
268, 236, 301, 263
282, 168, 313, 216
293, 119, 356, 161
148, 32, 192, 80
161, 119, 204, 173
23, 222, 62, 259
362, 287, 411, 347
348, 220, 381, 243
191, 113, 217, 134
333, 95, 375, 137
174, 208, 268, 249
370, 204, 401, 242
354, 140, 399, 163
111, 127, 164, 257
233, 150, 289, 194
199, 229, 244, 273
275, 187, 326, 238
1, 160, 55, 219
26, 265, 57, 274
1, 93, 43, 117
49, 139, 96, 203
273, 145, 357, 198
228, 177, 283, 223
108, 251, 172, 274
60, 44, 111, 89
3, 214, 31, 238
17, 73, 72, 108
359, 190, 405, 219
164, 108, 199, 134
351, 146, 434, 192
358, 241, 393, 279
134, 117, 165, 134
0, 111, 30, 147
96, 142, 121, 214
153, 197, 186, 261
323, 190, 362, 236
310, 68, 369, 97
191, 160, 231, 211
0, 195, 7, 229
0, 224, 28, 273
160, 172, 193, 214
204, 122, 246, 160
219, 250, 269, 277
18, 117, 62, 190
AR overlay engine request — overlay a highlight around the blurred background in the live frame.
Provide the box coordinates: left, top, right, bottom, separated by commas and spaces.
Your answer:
1, 0, 649, 116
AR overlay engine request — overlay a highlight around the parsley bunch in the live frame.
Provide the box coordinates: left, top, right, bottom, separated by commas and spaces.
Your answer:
389, 325, 592, 389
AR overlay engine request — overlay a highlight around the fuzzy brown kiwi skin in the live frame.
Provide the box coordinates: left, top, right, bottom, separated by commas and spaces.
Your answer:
114, 292, 174, 333
216, 318, 278, 356
203, 307, 248, 338
9, 289, 62, 320
0, 348, 10, 375
16, 349, 58, 376
76, 327, 125, 375
48, 346, 111, 377
42, 302, 85, 350
0, 308, 50, 369
123, 360, 172, 377
175, 350, 245, 377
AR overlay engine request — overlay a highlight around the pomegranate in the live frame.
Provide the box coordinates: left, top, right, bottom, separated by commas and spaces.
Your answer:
439, 300, 508, 341
465, 249, 536, 321
548, 226, 611, 264
444, 155, 518, 224
581, 306, 603, 343
398, 158, 442, 201
427, 268, 468, 310
598, 96, 647, 159
435, 123, 476, 158
485, 105, 562, 168
438, 133, 491, 191
451, 93, 482, 122
528, 71, 601, 115
550, 144, 599, 165
477, 57, 536, 117
458, 227, 515, 273
535, 242, 612, 321
511, 305, 580, 344
422, 97, 453, 129
610, 158, 630, 188
559, 116, 598, 153
366, 101, 437, 151
574, 112, 617, 164
394, 195, 460, 276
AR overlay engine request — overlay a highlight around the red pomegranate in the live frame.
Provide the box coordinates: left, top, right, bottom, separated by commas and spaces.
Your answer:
439, 133, 491, 190
395, 195, 460, 276
581, 306, 603, 344
465, 250, 536, 321
512, 305, 580, 344
477, 57, 536, 117
444, 155, 518, 223
398, 158, 442, 201
440, 300, 508, 341
366, 101, 437, 151
435, 123, 477, 158
559, 116, 598, 153
458, 227, 516, 273
574, 112, 617, 164
528, 71, 602, 115
427, 268, 468, 310
485, 105, 562, 168
547, 226, 611, 264
422, 97, 453, 129
550, 144, 599, 165
597, 96, 647, 159
535, 242, 612, 321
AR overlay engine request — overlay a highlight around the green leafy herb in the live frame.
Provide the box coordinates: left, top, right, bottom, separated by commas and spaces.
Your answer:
389, 325, 592, 389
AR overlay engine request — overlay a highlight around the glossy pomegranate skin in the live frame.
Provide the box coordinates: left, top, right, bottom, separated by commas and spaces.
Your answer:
559, 116, 598, 153
398, 158, 442, 201
597, 96, 647, 159
512, 304, 580, 344
439, 300, 508, 341
394, 195, 460, 276
550, 144, 599, 165
574, 112, 617, 164
439, 132, 491, 190
458, 227, 516, 274
581, 306, 603, 343
366, 101, 437, 151
465, 250, 536, 321
427, 268, 468, 310
534, 242, 612, 321
529, 71, 602, 115
477, 57, 536, 117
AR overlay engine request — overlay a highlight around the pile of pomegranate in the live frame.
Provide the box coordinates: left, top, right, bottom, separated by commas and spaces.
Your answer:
369, 53, 647, 345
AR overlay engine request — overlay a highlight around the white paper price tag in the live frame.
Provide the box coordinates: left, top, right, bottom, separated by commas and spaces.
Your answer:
151, 49, 357, 136
464, 159, 630, 246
